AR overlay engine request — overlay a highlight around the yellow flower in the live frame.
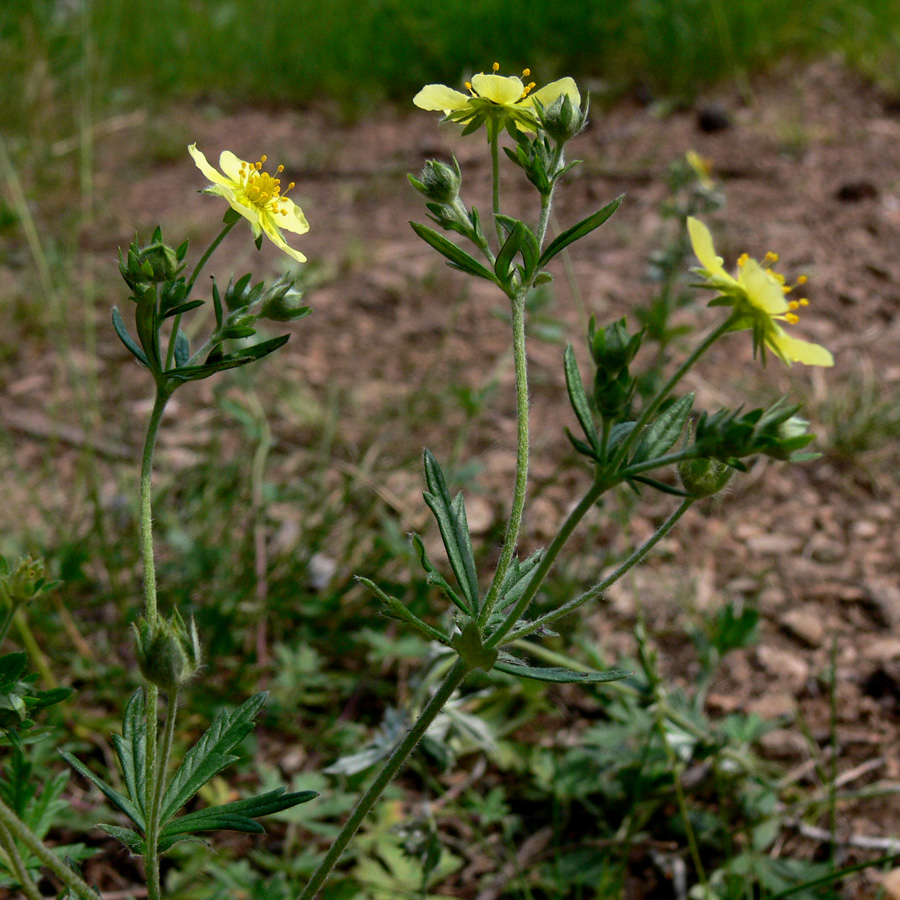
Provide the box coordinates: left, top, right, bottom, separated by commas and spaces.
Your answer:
687, 217, 833, 367
413, 62, 581, 134
188, 144, 309, 263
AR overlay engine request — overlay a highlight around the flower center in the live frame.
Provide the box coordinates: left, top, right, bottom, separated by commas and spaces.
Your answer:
737, 252, 811, 325
239, 155, 295, 217
464, 63, 535, 102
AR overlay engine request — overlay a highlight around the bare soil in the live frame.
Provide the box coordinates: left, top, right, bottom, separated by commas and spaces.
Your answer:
3, 58, 900, 896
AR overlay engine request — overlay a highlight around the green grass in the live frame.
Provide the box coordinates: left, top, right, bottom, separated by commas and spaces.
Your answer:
2, 0, 900, 137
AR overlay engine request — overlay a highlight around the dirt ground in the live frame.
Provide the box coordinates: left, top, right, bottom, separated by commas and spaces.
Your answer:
4, 57, 900, 894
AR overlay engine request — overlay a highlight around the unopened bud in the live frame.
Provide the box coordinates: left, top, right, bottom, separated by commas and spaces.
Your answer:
409, 157, 462, 205
134, 609, 201, 694
538, 94, 587, 143
678, 456, 733, 498
0, 556, 49, 606
259, 276, 310, 322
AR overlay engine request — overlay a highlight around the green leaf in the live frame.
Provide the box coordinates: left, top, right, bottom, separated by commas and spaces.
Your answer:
162, 299, 204, 320
111, 689, 147, 822
452, 621, 498, 672
493, 660, 632, 683
410, 532, 471, 615
410, 222, 499, 285
538, 195, 624, 268
112, 307, 150, 367
357, 577, 451, 646
496, 215, 539, 281
422, 450, 480, 613
60, 750, 145, 828
134, 294, 163, 373
159, 693, 267, 823
158, 787, 316, 849
99, 824, 145, 854
167, 335, 290, 382
631, 394, 694, 465
564, 344, 601, 457
173, 330, 190, 368
496, 549, 544, 609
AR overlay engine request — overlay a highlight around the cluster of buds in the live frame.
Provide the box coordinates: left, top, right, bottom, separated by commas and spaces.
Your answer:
119, 228, 187, 292
0, 555, 58, 609
589, 318, 643, 419
133, 609, 202, 694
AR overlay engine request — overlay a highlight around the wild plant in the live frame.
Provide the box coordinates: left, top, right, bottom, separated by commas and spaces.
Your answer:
0, 63, 839, 899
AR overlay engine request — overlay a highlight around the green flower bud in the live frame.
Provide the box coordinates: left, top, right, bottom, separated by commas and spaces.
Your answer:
259, 277, 310, 322
138, 241, 180, 284
0, 556, 49, 606
593, 368, 635, 419
678, 456, 734, 498
536, 93, 588, 144
134, 609, 201, 694
408, 157, 462, 205
590, 317, 642, 375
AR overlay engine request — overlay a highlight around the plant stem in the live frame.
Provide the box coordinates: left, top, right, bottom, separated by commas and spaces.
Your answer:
0, 820, 42, 900
140, 390, 171, 624
490, 125, 503, 246
610, 315, 737, 471
505, 498, 695, 643
145, 688, 179, 900
481, 290, 530, 622
296, 657, 471, 900
0, 798, 99, 900
0, 600, 18, 648
144, 685, 161, 900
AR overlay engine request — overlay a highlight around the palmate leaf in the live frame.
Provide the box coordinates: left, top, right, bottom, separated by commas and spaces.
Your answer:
159, 692, 267, 823
421, 450, 480, 614
158, 787, 317, 851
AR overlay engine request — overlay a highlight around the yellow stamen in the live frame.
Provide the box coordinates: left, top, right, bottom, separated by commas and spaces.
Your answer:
492, 62, 500, 72
737, 253, 749, 267
797, 275, 808, 285
277, 164, 284, 173
785, 313, 800, 325
764, 251, 779, 263
522, 68, 531, 77
788, 300, 800, 310
798, 298, 809, 306
465, 81, 473, 92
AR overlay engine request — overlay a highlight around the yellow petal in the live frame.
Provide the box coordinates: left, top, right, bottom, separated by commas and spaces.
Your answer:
526, 76, 581, 109
687, 217, 732, 283
740, 258, 789, 315
260, 214, 307, 263
276, 199, 310, 236
413, 84, 471, 112
189, 144, 229, 186
771, 329, 834, 367
470, 73, 524, 105
218, 150, 246, 183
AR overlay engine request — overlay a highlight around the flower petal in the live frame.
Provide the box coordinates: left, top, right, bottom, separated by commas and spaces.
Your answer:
413, 84, 471, 112
770, 329, 834, 367
274, 198, 310, 235
189, 144, 229, 186
218, 150, 246, 182
687, 217, 732, 283
740, 258, 789, 315
526, 77, 581, 110
471, 73, 524, 105
260, 214, 307, 262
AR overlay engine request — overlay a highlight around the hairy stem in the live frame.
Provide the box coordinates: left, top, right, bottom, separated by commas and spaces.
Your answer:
297, 657, 471, 900
0, 821, 42, 900
490, 125, 503, 246
0, 798, 99, 900
140, 390, 171, 623
145, 688, 179, 900
481, 290, 530, 622
505, 498, 695, 643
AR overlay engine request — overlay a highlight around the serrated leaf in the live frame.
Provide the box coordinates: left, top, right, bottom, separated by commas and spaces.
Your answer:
112, 689, 147, 822
99, 824, 145, 854
538, 194, 623, 268
564, 344, 601, 457
493, 661, 632, 683
159, 693, 267, 823
60, 751, 144, 828
159, 787, 316, 843
112, 307, 150, 367
410, 223, 498, 285
422, 450, 480, 613
631, 394, 695, 465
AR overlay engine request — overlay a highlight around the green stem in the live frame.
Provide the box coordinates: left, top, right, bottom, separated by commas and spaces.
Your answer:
144, 686, 161, 900
140, 390, 171, 623
0, 799, 99, 900
164, 221, 236, 372
296, 657, 471, 900
480, 290, 530, 622
610, 315, 737, 472
145, 688, 179, 900
490, 125, 503, 246
487, 476, 604, 646
504, 498, 695, 643
535, 146, 563, 248
0, 600, 19, 648
0, 821, 42, 900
